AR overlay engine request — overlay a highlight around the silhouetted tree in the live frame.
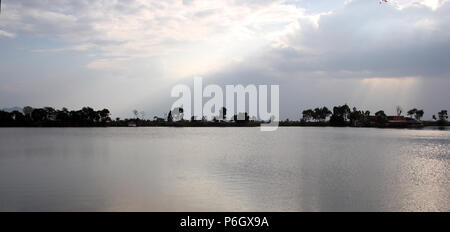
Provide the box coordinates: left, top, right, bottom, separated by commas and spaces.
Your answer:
11, 111, 25, 121
407, 108, 424, 120
349, 107, 365, 126
330, 104, 350, 126
302, 109, 314, 122
415, 109, 424, 121
167, 110, 173, 122
311, 107, 329, 122
437, 110, 448, 126
69, 110, 82, 121
407, 108, 417, 118
23, 106, 33, 121
99, 109, 111, 122
375, 110, 386, 117
81, 107, 97, 122
0, 111, 13, 122
31, 108, 47, 121
438, 110, 448, 121
318, 107, 332, 122
375, 110, 387, 124
312, 108, 320, 121
56, 108, 70, 121
43, 107, 57, 121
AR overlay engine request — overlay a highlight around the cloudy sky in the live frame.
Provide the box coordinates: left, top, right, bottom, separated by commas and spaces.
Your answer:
0, 0, 449, 119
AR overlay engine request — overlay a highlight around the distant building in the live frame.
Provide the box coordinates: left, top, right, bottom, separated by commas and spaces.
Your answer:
366, 115, 422, 127
387, 116, 406, 121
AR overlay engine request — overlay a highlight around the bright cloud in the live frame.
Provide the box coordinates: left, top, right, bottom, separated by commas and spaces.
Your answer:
0, 29, 15, 38
0, 0, 449, 119
0, 0, 320, 75
394, 0, 449, 11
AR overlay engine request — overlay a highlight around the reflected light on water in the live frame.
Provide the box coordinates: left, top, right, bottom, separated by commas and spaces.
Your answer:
0, 127, 448, 211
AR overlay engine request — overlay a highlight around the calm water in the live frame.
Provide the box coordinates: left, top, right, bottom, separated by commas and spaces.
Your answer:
0, 127, 449, 211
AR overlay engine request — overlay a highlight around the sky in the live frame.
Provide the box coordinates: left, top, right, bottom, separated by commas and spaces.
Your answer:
0, 0, 449, 120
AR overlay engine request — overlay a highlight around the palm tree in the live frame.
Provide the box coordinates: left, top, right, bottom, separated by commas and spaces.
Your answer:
407, 108, 417, 118
415, 109, 424, 121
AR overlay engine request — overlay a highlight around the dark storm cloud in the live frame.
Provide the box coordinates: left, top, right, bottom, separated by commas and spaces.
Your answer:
269, 0, 450, 79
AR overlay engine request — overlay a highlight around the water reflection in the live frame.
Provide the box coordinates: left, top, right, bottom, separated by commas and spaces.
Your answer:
0, 127, 448, 211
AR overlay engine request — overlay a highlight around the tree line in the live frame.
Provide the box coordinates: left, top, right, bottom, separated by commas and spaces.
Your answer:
0, 105, 448, 127
300, 104, 447, 127
0, 106, 111, 126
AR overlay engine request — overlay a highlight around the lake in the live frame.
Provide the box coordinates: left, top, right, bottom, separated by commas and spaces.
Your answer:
0, 127, 448, 211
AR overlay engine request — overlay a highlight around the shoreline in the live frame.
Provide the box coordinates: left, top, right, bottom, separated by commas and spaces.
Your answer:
1, 121, 448, 129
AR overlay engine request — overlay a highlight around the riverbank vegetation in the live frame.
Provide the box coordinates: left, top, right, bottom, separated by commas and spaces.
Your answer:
0, 105, 448, 128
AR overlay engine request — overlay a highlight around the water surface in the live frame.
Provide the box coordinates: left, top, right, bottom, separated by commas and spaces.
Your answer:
0, 127, 448, 211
